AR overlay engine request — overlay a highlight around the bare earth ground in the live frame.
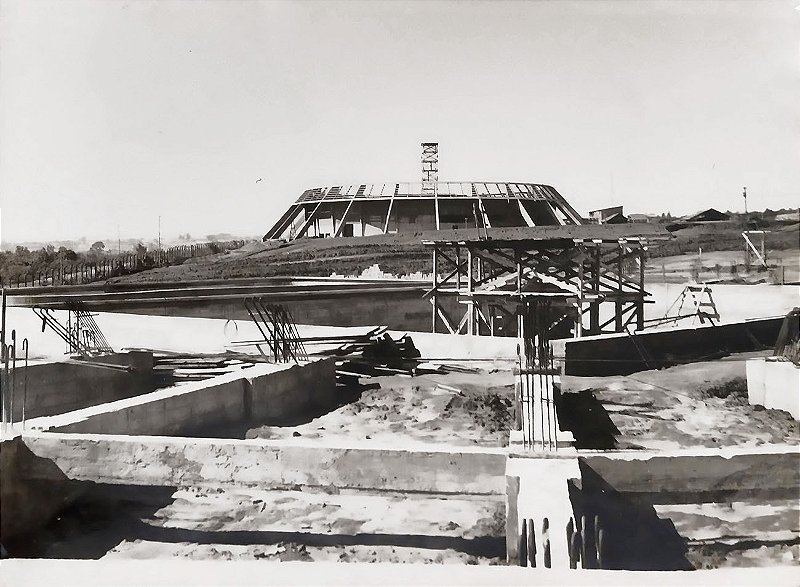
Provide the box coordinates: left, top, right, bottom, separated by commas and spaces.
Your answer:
656, 500, 800, 569
563, 353, 800, 568
561, 352, 800, 451
20, 486, 506, 564
10, 354, 798, 568
645, 249, 800, 284
245, 370, 515, 448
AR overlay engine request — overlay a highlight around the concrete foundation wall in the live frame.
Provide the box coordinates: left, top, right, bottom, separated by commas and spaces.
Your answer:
580, 446, 800, 499
9, 351, 154, 421
746, 358, 800, 420
564, 316, 784, 376
28, 359, 336, 436
0, 436, 78, 541
249, 358, 337, 423
21, 433, 507, 495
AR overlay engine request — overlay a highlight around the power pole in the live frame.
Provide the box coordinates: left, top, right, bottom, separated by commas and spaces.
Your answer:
743, 186, 747, 214
158, 216, 162, 266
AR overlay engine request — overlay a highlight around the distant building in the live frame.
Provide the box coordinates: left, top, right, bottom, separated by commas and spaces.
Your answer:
627, 213, 651, 224
588, 206, 624, 224
682, 208, 731, 223
603, 212, 628, 224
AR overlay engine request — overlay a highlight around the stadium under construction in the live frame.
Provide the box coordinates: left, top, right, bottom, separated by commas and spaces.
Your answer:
263, 143, 584, 241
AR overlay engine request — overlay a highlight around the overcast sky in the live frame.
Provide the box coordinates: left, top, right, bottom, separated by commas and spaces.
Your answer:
1, 0, 798, 244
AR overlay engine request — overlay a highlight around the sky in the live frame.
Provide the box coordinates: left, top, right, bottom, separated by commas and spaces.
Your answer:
1, 0, 798, 244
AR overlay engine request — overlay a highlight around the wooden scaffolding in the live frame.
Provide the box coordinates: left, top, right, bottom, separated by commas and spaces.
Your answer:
422, 225, 672, 339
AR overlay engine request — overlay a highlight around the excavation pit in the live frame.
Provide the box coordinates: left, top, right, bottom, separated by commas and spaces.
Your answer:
6, 483, 508, 564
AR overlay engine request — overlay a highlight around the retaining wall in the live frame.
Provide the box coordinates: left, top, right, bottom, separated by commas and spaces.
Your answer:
564, 316, 784, 376
9, 351, 154, 421
21, 433, 507, 495
0, 435, 78, 541
579, 446, 800, 500
26, 359, 336, 436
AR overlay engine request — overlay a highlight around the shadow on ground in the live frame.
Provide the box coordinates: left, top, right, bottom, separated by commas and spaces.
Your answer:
568, 460, 694, 571
556, 387, 620, 449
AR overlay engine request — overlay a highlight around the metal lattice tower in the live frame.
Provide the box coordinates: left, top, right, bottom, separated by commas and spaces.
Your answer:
421, 142, 438, 196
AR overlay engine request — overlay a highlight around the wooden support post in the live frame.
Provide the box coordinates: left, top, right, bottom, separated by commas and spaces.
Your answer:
590, 246, 601, 335
637, 247, 645, 331
576, 252, 584, 338
467, 247, 475, 335
456, 245, 462, 290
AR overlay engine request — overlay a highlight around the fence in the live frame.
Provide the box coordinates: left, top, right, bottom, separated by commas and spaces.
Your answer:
0, 240, 245, 288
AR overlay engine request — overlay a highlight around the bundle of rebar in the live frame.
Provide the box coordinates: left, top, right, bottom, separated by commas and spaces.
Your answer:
516, 299, 559, 450
243, 298, 308, 363
1, 329, 29, 434
32, 301, 112, 356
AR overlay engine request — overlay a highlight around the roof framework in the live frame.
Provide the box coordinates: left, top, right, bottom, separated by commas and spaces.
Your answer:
265, 182, 584, 241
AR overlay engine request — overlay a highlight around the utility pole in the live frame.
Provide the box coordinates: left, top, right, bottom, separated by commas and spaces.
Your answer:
117, 224, 121, 255
158, 216, 162, 266
743, 186, 748, 214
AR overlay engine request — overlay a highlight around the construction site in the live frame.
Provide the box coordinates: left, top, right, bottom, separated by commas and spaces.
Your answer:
1, 143, 798, 585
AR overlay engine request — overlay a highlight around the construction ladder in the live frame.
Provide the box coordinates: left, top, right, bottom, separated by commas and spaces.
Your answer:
676, 284, 720, 326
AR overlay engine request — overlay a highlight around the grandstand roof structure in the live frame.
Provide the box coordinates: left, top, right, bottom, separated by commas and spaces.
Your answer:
264, 181, 584, 241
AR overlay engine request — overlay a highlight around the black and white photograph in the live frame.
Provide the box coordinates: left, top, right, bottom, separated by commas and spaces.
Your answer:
0, 1, 798, 585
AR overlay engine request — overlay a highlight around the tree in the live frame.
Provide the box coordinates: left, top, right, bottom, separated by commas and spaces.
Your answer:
90, 241, 105, 253
58, 246, 78, 261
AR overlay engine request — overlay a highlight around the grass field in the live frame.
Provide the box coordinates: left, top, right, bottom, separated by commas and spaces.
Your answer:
111, 220, 799, 285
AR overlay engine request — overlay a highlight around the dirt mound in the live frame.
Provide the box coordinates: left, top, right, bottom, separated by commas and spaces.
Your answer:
697, 376, 748, 402
443, 386, 514, 435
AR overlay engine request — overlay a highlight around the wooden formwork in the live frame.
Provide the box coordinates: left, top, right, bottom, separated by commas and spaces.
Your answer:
423, 227, 671, 339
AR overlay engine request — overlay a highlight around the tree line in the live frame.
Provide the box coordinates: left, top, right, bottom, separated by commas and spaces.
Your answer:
0, 240, 245, 288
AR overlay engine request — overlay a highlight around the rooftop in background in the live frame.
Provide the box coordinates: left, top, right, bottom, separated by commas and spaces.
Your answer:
681, 208, 732, 223
293, 182, 577, 204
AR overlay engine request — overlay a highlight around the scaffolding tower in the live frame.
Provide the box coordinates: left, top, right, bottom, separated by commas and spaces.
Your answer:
423, 225, 672, 339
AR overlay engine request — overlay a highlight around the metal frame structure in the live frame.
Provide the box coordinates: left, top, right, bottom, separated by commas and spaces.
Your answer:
421, 142, 438, 198
263, 181, 584, 241
423, 226, 672, 339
